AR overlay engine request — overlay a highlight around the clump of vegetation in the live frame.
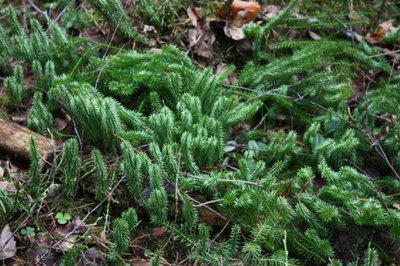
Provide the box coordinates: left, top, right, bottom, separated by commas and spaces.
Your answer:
0, 0, 399, 265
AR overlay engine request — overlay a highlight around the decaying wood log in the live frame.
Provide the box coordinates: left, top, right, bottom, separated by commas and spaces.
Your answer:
0, 117, 54, 162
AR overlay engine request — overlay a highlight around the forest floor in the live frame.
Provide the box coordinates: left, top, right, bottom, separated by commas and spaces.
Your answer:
1, 0, 400, 265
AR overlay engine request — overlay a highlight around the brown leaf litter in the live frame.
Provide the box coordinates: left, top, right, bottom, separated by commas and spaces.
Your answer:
187, 7, 216, 59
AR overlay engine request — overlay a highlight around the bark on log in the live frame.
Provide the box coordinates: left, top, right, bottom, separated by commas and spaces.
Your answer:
0, 117, 54, 162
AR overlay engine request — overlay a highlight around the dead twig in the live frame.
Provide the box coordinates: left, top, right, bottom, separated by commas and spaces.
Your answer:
28, 0, 50, 22
194, 199, 224, 208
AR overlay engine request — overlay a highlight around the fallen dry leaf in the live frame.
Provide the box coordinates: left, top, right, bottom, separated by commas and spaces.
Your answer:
393, 203, 400, 210
380, 21, 394, 32
27, 248, 57, 265
231, 0, 261, 24
366, 20, 397, 44
51, 219, 87, 252
27, 233, 54, 264
56, 235, 78, 252
72, 216, 90, 234
187, 7, 215, 59
232, 9, 257, 27
219, 1, 260, 40
153, 227, 167, 238
224, 22, 246, 40
309, 30, 321, 40
54, 222, 74, 237
0, 224, 17, 260
54, 216, 89, 238
187, 7, 200, 27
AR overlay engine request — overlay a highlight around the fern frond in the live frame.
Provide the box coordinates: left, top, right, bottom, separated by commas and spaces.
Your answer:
28, 92, 53, 134
112, 218, 131, 254
91, 149, 108, 200
27, 137, 44, 198
120, 141, 143, 197
7, 5, 25, 36
291, 229, 334, 263
121, 208, 139, 234
4, 76, 26, 107
147, 188, 168, 226
60, 138, 81, 197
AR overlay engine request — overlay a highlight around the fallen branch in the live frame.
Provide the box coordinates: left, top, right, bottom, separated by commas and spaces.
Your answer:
0, 117, 54, 162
